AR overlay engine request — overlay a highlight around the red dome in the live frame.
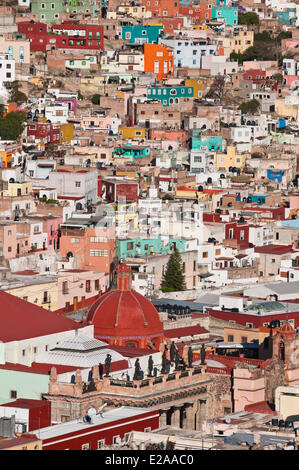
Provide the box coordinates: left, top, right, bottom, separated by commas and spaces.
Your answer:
85, 289, 164, 349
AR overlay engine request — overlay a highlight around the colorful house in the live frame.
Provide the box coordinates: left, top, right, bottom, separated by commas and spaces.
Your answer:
116, 236, 186, 260
192, 135, 223, 152
147, 85, 194, 106
216, 146, 247, 172
113, 145, 151, 162
211, 6, 238, 25
144, 43, 174, 81
118, 127, 146, 139
122, 25, 163, 44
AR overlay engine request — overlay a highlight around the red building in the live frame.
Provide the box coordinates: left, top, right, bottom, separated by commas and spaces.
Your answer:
84, 263, 165, 350
0, 399, 51, 432
17, 21, 104, 53
225, 221, 250, 249
102, 178, 139, 203
36, 407, 159, 450
207, 307, 299, 330
145, 17, 184, 34
243, 69, 267, 84
27, 121, 60, 145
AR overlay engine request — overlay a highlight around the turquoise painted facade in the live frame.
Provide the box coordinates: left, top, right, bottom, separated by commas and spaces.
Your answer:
277, 9, 296, 25
113, 145, 151, 162
192, 135, 223, 152
122, 25, 163, 44
116, 236, 186, 260
147, 86, 194, 106
211, 6, 238, 25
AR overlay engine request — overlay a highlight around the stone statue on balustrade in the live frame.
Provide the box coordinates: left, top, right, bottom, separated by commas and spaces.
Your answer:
161, 350, 170, 374
170, 341, 176, 363
105, 353, 112, 376
148, 355, 154, 377
133, 358, 142, 380
188, 346, 193, 368
201, 343, 206, 365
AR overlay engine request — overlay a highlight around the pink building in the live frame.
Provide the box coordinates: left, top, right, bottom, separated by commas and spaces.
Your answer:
56, 269, 109, 314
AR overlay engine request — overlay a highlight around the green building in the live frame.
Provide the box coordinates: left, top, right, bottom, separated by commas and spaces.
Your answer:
31, 0, 100, 24
113, 145, 151, 162
116, 236, 186, 260
147, 86, 194, 106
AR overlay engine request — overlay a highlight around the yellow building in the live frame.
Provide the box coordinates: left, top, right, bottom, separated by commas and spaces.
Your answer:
7, 181, 32, 198
117, 5, 152, 18
115, 201, 139, 234
116, 170, 138, 178
223, 326, 279, 344
5, 280, 58, 312
275, 99, 298, 120
175, 185, 210, 203
59, 123, 74, 143
118, 127, 146, 139
216, 146, 248, 172
185, 79, 204, 99
218, 30, 254, 56
0, 149, 12, 168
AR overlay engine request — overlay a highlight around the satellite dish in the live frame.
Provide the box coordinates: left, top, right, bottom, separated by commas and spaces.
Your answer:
87, 407, 97, 417
225, 417, 231, 424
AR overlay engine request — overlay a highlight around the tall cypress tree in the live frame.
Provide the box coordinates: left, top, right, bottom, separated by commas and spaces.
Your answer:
161, 248, 186, 292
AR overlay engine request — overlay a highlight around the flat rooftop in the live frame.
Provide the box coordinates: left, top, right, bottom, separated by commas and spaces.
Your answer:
31, 407, 157, 441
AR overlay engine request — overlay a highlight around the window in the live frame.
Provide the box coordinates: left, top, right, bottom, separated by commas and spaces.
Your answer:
71, 238, 80, 243
228, 335, 234, 342
97, 439, 105, 449
95, 279, 99, 290
10, 390, 17, 399
89, 250, 108, 257
246, 323, 253, 328
43, 291, 48, 303
241, 336, 247, 343
8, 246, 12, 252
75, 181, 81, 188
272, 259, 276, 263
113, 436, 121, 444
202, 251, 208, 258
82, 443, 89, 450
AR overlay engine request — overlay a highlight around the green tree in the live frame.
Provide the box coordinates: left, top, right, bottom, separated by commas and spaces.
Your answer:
239, 99, 260, 114
161, 248, 186, 292
0, 111, 27, 141
77, 90, 84, 100
91, 94, 101, 105
5, 81, 27, 105
239, 12, 259, 25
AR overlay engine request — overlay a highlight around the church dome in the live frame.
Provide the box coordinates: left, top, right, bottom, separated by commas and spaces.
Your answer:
84, 263, 164, 350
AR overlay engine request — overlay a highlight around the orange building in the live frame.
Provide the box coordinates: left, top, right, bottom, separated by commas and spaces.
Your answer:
144, 43, 174, 82
141, 0, 179, 18
59, 223, 116, 277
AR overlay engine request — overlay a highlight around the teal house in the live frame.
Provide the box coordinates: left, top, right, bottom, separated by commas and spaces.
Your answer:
113, 145, 151, 162
211, 6, 238, 25
122, 25, 163, 44
116, 236, 186, 260
192, 135, 223, 152
147, 86, 194, 106
277, 9, 296, 25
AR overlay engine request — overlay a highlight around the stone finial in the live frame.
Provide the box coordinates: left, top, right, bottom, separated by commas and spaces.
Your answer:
92, 365, 100, 383
50, 366, 57, 383
182, 344, 189, 365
